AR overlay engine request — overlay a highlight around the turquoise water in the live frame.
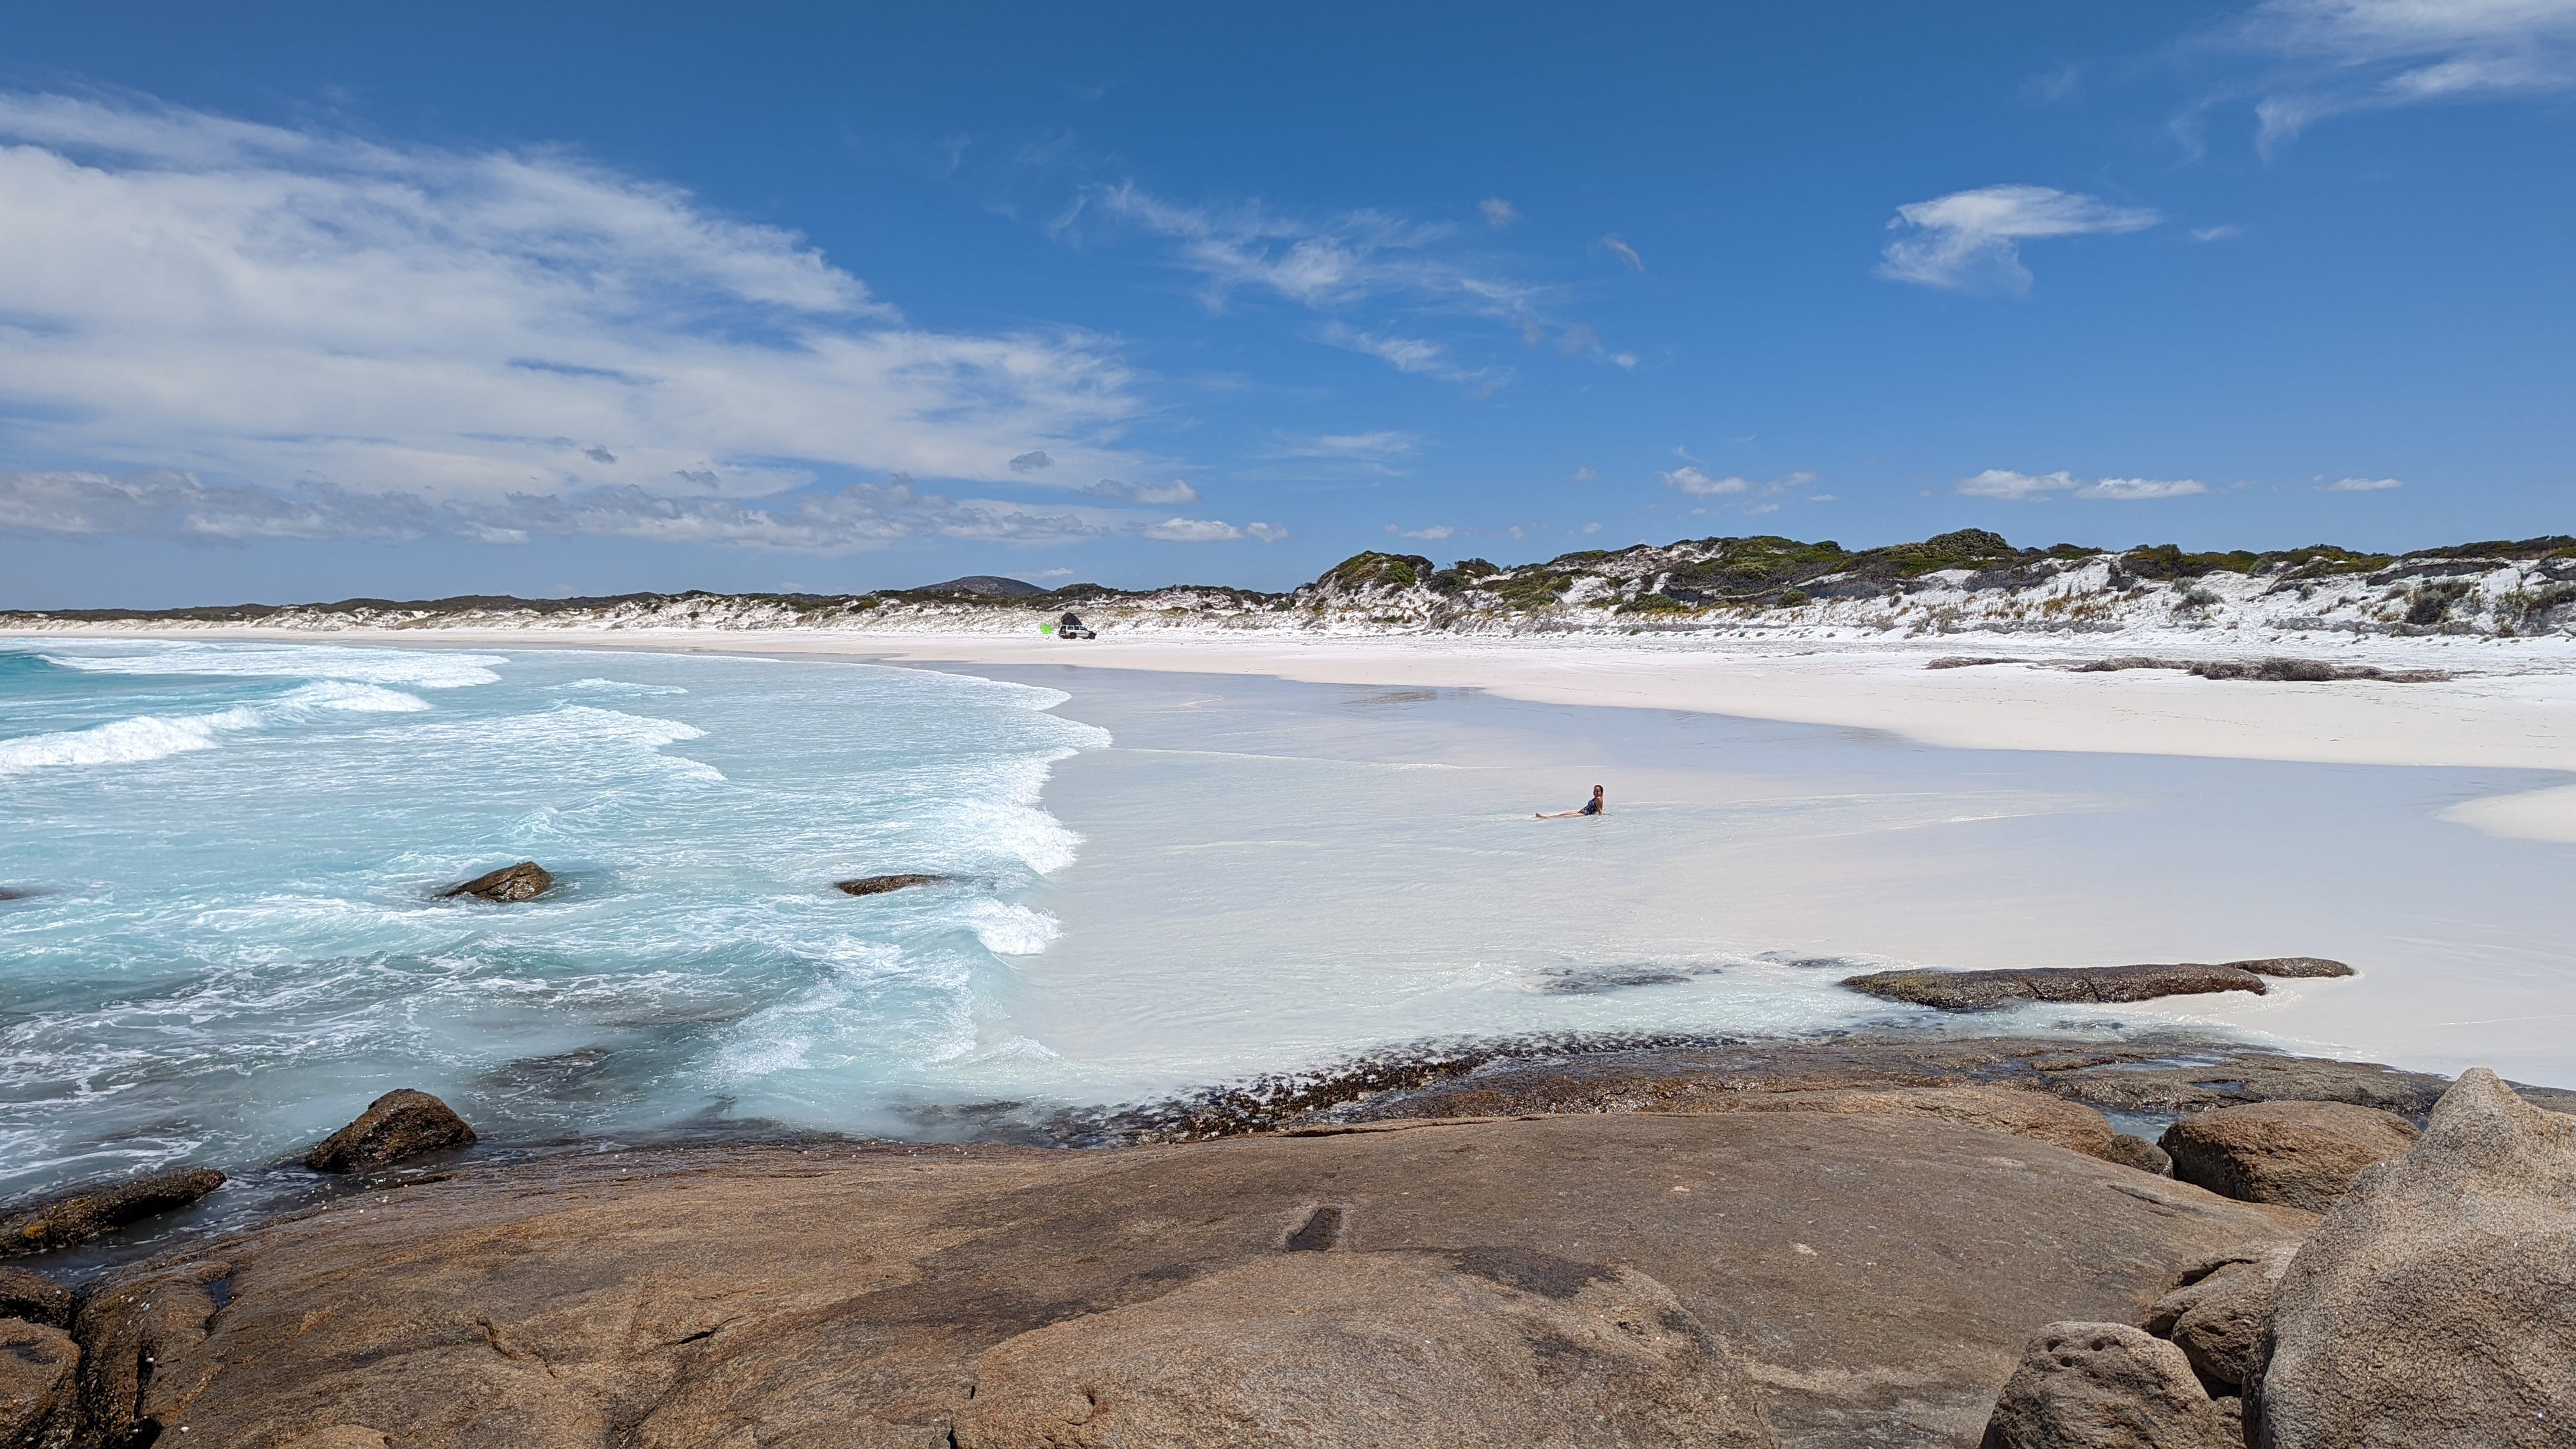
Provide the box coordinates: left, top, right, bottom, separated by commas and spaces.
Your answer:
0, 641, 1103, 1199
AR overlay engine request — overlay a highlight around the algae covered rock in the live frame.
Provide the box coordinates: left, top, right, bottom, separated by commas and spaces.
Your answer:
441, 861, 553, 902
0, 1167, 224, 1257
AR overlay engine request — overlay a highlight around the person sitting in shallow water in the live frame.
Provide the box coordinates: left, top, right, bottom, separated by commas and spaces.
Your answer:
1537, 786, 1605, 818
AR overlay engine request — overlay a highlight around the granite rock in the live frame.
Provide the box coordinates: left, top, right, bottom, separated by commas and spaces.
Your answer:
2161, 1101, 2420, 1212
302, 1089, 477, 1173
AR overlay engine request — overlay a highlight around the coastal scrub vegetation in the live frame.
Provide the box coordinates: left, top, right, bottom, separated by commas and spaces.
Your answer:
13, 531, 2576, 641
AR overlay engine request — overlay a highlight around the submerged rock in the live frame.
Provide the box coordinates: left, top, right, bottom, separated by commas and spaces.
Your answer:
1980, 1322, 2240, 1449
834, 873, 947, 897
0, 1316, 78, 1447
441, 861, 553, 902
2223, 956, 2353, 979
0, 1265, 72, 1327
953, 1250, 1778, 1448
1841, 963, 2267, 1012
303, 1089, 477, 1173
2256, 1069, 2576, 1447
2160, 1100, 2420, 1212
0, 1167, 225, 1257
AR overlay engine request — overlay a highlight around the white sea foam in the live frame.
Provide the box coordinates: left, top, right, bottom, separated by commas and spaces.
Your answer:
38, 642, 503, 689
0, 712, 228, 773
964, 900, 1062, 956
559, 677, 687, 696
0, 680, 431, 775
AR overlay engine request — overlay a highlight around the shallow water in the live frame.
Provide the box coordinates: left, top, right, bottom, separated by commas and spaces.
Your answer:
1, 641, 1099, 1199
5, 639, 2574, 1211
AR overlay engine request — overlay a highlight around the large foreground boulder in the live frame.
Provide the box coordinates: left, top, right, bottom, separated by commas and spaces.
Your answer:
303, 1089, 476, 1173
953, 1250, 1776, 1448
1980, 1322, 2240, 1448
2161, 1100, 2419, 1212
0, 1167, 223, 1257
2255, 1068, 2576, 1448
62, 1112, 2309, 1447
441, 861, 552, 902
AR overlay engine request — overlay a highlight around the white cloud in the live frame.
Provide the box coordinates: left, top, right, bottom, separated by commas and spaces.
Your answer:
1960, 468, 2079, 500
1959, 468, 2207, 501
1245, 521, 1289, 542
1478, 197, 1519, 229
1581, 521, 1603, 533
1570, 466, 1599, 483
0, 468, 1134, 550
1008, 449, 1056, 473
1659, 466, 1749, 496
0, 93, 1150, 535
2190, 224, 2246, 241
1141, 517, 1244, 542
2233, 0, 2576, 146
2084, 476, 2210, 500
1385, 523, 1455, 540
2325, 475, 2406, 491
1084, 478, 1200, 504
1597, 235, 1646, 273
1878, 184, 2160, 295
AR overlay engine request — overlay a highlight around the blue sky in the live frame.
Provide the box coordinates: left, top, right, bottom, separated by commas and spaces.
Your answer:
3, 1, 2571, 605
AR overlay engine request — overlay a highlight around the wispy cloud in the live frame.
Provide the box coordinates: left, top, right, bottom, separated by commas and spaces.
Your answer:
1385, 523, 1456, 541
1083, 477, 1199, 504
0, 468, 1155, 550
1658, 466, 1749, 496
1059, 180, 1605, 385
1570, 466, 1600, 484
2324, 475, 2406, 491
2229, 0, 2576, 148
1878, 185, 2159, 295
1959, 468, 2208, 501
1597, 235, 1646, 273
1142, 516, 1250, 542
0, 93, 1152, 539
2190, 224, 2246, 241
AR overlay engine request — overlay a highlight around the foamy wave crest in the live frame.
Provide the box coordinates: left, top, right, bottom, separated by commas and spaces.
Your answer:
0, 681, 432, 776
559, 678, 687, 696
0, 713, 228, 773
40, 643, 504, 689
965, 900, 1061, 956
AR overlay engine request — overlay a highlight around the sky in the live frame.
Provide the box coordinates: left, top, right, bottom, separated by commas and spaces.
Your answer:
2, 1, 2571, 606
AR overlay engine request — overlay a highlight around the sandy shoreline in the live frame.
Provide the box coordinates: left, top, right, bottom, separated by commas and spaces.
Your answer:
18, 623, 2576, 765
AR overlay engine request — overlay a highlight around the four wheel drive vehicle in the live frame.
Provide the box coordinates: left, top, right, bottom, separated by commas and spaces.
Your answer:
1052, 612, 1097, 639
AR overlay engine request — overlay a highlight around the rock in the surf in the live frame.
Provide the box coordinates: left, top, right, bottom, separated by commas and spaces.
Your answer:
2224, 956, 2353, 978
2160, 1100, 2419, 1212
2143, 1240, 2298, 1389
834, 873, 947, 897
1979, 1322, 2240, 1449
0, 1265, 73, 1327
2254, 1069, 2576, 1448
0, 1316, 79, 1447
441, 861, 553, 902
1841, 963, 2267, 1012
0, 1167, 225, 1257
304, 1089, 477, 1173
953, 1250, 1778, 1448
